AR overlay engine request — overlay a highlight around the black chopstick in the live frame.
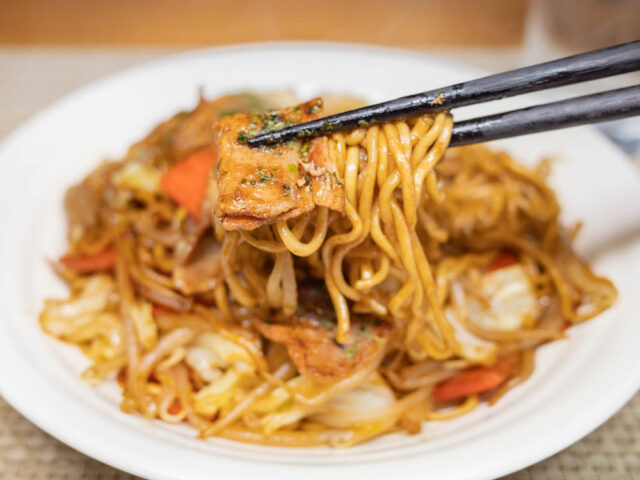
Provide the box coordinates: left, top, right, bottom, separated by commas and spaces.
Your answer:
247, 40, 640, 147
449, 85, 640, 147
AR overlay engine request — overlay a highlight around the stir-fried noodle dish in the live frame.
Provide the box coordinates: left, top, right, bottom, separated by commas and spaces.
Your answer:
41, 92, 617, 447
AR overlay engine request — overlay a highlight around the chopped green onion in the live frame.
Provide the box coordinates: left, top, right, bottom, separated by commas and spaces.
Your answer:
344, 346, 357, 358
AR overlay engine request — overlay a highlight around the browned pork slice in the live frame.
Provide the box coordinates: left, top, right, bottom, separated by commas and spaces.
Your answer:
173, 233, 223, 295
213, 98, 344, 231
256, 282, 391, 383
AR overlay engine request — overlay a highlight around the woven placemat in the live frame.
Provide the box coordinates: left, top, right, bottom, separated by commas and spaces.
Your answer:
1, 394, 638, 480
1, 48, 638, 480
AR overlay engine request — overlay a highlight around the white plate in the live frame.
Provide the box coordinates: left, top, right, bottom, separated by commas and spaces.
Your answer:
1, 43, 640, 480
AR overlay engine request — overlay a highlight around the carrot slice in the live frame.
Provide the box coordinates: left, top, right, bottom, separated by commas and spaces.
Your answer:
160, 147, 217, 220
59, 249, 116, 272
433, 353, 520, 403
167, 399, 183, 415
487, 250, 519, 272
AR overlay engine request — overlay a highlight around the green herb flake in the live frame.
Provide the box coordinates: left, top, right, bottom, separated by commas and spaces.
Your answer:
300, 143, 309, 154
304, 176, 311, 186
248, 111, 262, 124
344, 345, 357, 358
358, 119, 369, 127
249, 180, 257, 186
237, 132, 248, 144
283, 185, 291, 196
288, 163, 298, 174
305, 103, 321, 115
332, 171, 343, 187
259, 174, 273, 183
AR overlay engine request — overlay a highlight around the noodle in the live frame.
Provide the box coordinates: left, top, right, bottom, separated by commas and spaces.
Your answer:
276, 207, 329, 257
40, 92, 617, 447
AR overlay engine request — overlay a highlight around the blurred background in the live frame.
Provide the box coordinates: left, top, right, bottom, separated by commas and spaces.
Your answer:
0, 0, 638, 49
1, 0, 639, 156
0, 1, 639, 479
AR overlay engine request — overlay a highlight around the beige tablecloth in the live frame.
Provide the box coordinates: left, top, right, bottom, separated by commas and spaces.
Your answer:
0, 48, 638, 480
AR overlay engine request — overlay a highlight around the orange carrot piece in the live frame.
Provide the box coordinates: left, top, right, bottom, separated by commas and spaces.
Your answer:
59, 249, 116, 272
487, 250, 519, 272
434, 353, 520, 403
160, 147, 217, 220
167, 399, 182, 415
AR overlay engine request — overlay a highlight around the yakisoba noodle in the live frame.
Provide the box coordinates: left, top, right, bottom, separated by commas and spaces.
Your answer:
40, 92, 617, 447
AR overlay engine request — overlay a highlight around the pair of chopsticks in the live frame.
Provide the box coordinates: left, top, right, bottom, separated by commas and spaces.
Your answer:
247, 40, 640, 148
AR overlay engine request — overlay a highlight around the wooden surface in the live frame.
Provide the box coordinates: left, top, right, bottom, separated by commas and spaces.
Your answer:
0, 0, 527, 47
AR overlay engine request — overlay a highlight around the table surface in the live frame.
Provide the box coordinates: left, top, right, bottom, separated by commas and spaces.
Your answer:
0, 47, 639, 480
